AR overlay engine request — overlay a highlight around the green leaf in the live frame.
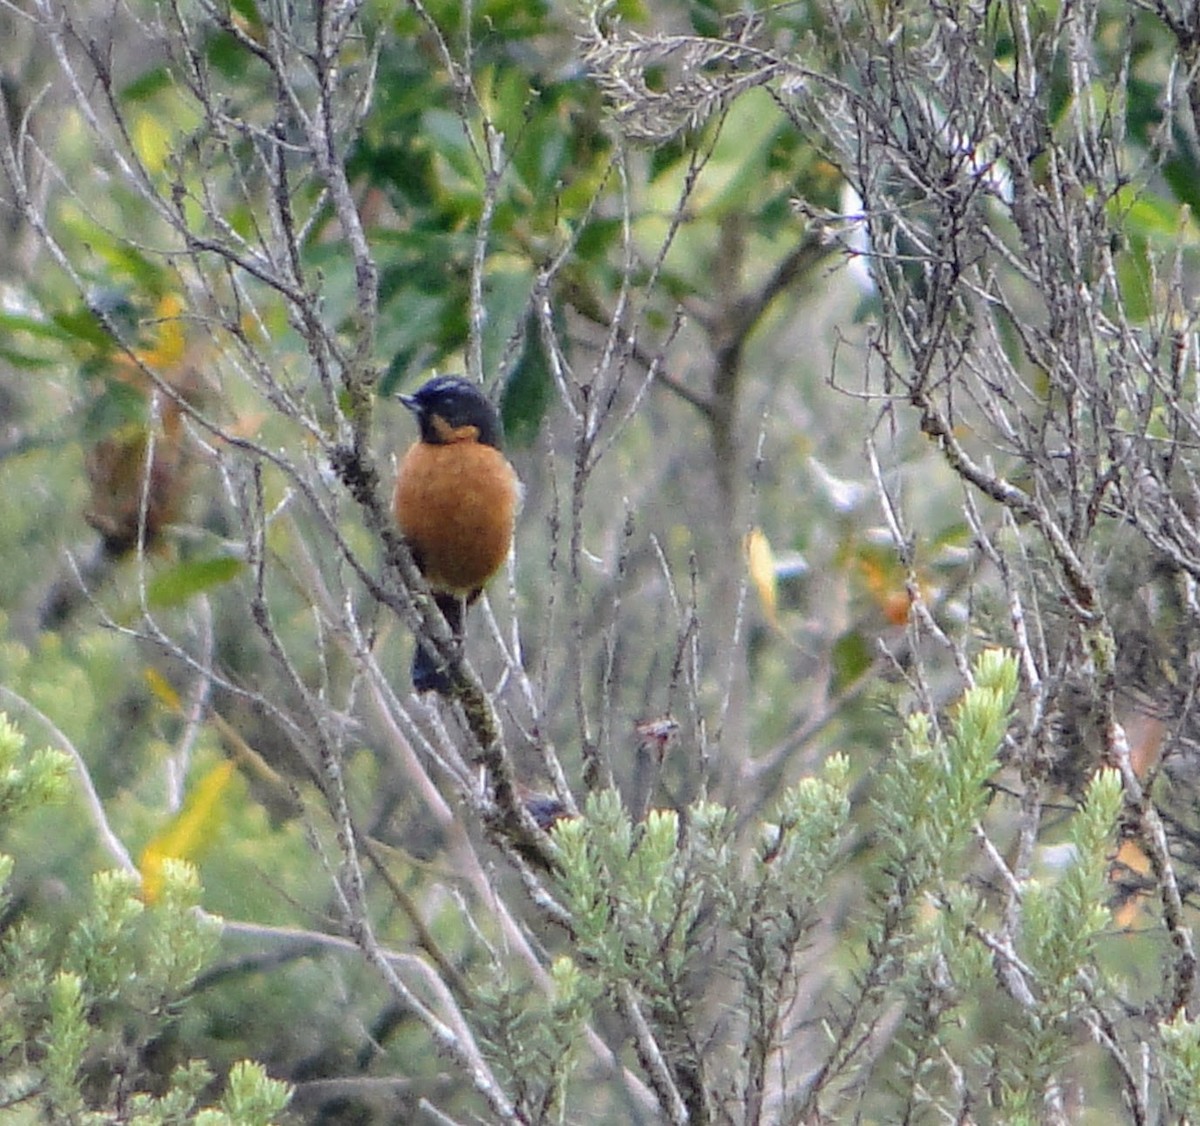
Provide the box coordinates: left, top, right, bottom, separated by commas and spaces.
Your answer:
830, 629, 873, 693
0, 310, 77, 343
0, 346, 56, 371
230, 0, 261, 23
119, 66, 173, 104
206, 30, 253, 78
81, 382, 148, 440
147, 556, 245, 610
51, 305, 117, 349
502, 308, 554, 448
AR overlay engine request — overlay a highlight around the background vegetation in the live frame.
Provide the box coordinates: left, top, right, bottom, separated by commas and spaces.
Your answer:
4, 0, 1200, 1121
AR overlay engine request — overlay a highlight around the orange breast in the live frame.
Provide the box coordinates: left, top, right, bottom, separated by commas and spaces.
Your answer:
392, 440, 519, 596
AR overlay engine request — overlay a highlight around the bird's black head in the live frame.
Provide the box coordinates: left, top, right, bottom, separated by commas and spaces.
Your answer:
398, 375, 504, 449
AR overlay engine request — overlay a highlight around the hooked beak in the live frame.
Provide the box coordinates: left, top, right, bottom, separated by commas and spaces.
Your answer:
397, 392, 419, 412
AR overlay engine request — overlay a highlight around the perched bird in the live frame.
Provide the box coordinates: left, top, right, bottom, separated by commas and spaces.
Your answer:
392, 376, 520, 694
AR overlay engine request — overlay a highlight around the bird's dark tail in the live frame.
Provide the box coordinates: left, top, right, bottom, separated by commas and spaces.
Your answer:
412, 592, 464, 694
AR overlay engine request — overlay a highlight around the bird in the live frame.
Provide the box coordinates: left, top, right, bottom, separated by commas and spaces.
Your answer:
392, 375, 520, 694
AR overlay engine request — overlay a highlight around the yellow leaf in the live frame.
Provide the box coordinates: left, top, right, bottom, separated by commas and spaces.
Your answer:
135, 293, 187, 369
133, 112, 172, 176
139, 760, 236, 903
744, 527, 779, 630
143, 667, 181, 713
